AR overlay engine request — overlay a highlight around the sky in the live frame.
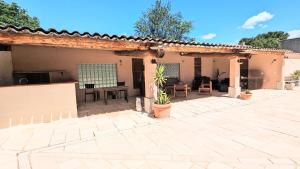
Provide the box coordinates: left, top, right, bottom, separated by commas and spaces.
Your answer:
4, 0, 300, 44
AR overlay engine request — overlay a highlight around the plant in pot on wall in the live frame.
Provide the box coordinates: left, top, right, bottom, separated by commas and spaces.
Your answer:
152, 65, 171, 118
240, 90, 252, 100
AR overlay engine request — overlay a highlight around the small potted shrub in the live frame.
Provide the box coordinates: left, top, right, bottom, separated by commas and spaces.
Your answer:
152, 65, 171, 118
240, 90, 252, 100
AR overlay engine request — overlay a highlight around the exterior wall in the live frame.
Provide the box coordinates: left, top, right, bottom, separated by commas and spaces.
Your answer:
212, 58, 230, 79
0, 83, 77, 128
284, 53, 300, 76
201, 57, 213, 77
284, 58, 300, 76
11, 45, 140, 102
157, 52, 194, 86
0, 51, 13, 85
201, 57, 229, 80
249, 52, 284, 89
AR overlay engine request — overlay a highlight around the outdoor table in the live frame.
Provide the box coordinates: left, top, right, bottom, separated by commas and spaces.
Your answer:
103, 86, 128, 105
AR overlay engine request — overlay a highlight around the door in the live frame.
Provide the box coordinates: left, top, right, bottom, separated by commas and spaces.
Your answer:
132, 58, 145, 96
240, 59, 249, 89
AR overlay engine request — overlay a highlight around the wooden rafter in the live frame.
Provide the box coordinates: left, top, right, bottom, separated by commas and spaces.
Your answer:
0, 33, 149, 51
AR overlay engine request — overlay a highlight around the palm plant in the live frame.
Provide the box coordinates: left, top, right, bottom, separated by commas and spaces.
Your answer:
153, 65, 170, 104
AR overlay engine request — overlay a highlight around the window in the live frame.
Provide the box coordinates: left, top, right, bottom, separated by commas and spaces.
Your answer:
194, 58, 201, 77
78, 64, 117, 89
159, 63, 180, 78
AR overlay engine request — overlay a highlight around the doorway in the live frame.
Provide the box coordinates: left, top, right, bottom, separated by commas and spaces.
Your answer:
240, 59, 249, 89
132, 58, 145, 96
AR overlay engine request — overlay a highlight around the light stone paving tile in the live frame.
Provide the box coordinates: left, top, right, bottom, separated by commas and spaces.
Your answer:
65, 128, 80, 142
207, 162, 234, 169
50, 130, 67, 146
0, 151, 18, 169
64, 140, 99, 154
1, 127, 34, 151
79, 128, 96, 140
112, 116, 136, 131
24, 126, 53, 150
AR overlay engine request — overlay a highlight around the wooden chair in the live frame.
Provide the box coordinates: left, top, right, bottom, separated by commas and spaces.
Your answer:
174, 81, 190, 98
117, 81, 126, 98
199, 76, 212, 95
84, 84, 98, 102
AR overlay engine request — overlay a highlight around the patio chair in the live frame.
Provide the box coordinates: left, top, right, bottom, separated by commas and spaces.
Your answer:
84, 84, 98, 103
173, 81, 191, 98
198, 76, 212, 95
117, 81, 126, 98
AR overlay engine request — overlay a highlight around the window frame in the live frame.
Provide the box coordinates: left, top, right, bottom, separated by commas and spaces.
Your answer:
77, 63, 118, 89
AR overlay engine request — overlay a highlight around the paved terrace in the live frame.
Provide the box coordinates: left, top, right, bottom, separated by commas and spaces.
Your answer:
0, 89, 300, 169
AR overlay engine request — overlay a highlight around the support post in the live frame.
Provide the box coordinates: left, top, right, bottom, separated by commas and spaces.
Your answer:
228, 57, 241, 98
143, 53, 157, 113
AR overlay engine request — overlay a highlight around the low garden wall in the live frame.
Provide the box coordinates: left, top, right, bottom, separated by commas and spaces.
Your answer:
0, 82, 77, 128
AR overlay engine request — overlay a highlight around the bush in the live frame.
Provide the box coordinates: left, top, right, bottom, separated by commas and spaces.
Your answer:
291, 70, 300, 78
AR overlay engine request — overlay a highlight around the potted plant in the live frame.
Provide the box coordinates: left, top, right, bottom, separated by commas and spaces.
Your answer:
152, 65, 171, 118
240, 90, 252, 100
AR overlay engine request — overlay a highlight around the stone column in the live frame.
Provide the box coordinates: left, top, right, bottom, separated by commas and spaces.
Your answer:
228, 57, 241, 97
143, 53, 157, 113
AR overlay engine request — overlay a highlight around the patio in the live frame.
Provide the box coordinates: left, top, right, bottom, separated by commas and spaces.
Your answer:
77, 90, 228, 117
0, 89, 300, 169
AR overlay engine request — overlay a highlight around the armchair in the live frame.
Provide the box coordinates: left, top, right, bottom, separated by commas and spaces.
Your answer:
198, 76, 212, 95
174, 81, 191, 98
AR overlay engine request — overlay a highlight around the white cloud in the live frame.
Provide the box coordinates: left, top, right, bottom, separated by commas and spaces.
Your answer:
288, 29, 300, 39
242, 11, 274, 29
201, 33, 216, 40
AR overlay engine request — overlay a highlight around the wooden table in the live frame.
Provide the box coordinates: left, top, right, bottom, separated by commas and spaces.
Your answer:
103, 86, 128, 105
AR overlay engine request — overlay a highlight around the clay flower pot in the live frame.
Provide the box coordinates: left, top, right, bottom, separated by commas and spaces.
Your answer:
153, 103, 171, 118
240, 92, 252, 100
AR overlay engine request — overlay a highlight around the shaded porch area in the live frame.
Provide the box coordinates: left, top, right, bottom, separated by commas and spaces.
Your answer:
77, 90, 229, 117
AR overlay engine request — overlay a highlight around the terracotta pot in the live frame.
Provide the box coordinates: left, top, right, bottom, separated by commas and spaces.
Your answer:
153, 103, 171, 118
240, 92, 252, 100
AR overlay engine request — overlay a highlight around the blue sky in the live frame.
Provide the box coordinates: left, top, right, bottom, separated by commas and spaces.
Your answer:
4, 0, 300, 44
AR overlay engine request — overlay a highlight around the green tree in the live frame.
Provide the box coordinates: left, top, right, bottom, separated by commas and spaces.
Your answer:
0, 0, 39, 29
135, 0, 194, 41
239, 31, 289, 48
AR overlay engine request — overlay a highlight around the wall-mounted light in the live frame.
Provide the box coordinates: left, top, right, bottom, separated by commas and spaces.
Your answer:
182, 60, 184, 63
119, 59, 122, 66
237, 59, 243, 64
151, 59, 157, 64
271, 59, 277, 64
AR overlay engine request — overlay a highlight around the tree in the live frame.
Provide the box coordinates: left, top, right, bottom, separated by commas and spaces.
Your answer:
239, 31, 289, 48
0, 0, 39, 29
135, 0, 193, 41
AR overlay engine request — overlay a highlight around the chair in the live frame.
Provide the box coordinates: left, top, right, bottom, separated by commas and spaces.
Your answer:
198, 76, 212, 95
84, 84, 97, 103
117, 81, 126, 98
174, 81, 190, 98
192, 76, 202, 90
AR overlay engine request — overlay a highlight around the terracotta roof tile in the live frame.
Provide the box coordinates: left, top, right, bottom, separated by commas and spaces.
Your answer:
0, 25, 288, 52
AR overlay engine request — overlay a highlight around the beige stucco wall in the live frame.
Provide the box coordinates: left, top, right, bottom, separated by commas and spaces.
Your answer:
157, 52, 194, 86
200, 57, 229, 80
249, 53, 284, 89
212, 58, 230, 79
284, 52, 300, 76
0, 83, 77, 128
11, 45, 141, 102
0, 51, 13, 86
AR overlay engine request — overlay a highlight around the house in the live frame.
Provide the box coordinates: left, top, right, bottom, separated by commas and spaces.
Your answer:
0, 25, 287, 128
281, 38, 300, 76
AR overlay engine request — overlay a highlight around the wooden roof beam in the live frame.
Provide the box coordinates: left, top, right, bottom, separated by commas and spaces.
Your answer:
0, 33, 149, 51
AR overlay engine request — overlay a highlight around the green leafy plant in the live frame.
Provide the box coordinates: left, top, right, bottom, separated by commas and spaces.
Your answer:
245, 90, 252, 94
291, 70, 300, 79
154, 65, 170, 104
156, 89, 170, 104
